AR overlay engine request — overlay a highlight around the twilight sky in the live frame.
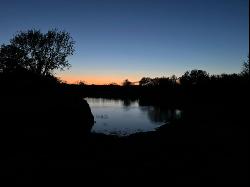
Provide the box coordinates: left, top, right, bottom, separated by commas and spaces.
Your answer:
0, 0, 249, 84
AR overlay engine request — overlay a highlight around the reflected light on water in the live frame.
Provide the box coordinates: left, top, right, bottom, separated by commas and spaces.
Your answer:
86, 97, 182, 136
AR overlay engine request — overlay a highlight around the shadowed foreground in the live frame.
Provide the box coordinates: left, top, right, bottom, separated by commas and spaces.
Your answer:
1, 101, 248, 184
0, 74, 249, 185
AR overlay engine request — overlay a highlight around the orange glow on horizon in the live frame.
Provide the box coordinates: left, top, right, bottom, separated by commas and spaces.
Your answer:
58, 74, 140, 85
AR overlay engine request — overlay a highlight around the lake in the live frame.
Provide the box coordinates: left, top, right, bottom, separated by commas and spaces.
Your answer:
86, 97, 182, 136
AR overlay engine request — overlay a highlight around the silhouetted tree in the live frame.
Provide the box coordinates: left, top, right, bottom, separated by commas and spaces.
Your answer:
155, 77, 170, 87
0, 29, 74, 76
77, 81, 86, 86
122, 79, 133, 86
180, 69, 209, 85
170, 75, 177, 83
139, 77, 152, 86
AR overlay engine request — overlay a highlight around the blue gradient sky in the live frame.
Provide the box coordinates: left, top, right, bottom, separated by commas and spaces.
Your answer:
0, 0, 249, 84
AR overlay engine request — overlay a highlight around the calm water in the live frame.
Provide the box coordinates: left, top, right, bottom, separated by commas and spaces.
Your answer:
86, 97, 182, 136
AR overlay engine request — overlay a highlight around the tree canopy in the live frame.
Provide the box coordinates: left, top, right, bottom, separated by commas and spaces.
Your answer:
0, 45, 27, 73
179, 69, 209, 85
0, 29, 74, 75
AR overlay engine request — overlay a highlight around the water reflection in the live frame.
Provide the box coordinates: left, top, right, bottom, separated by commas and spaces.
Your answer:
86, 97, 182, 136
141, 106, 182, 123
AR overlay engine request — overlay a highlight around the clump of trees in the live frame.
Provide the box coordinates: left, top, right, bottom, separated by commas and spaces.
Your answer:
139, 75, 177, 88
179, 69, 210, 85
0, 29, 74, 76
138, 63, 248, 89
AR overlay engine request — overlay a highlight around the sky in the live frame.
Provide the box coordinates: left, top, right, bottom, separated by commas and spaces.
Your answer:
0, 0, 249, 84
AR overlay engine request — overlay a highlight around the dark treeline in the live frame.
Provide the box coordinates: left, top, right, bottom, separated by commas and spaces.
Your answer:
1, 29, 248, 107
63, 66, 249, 108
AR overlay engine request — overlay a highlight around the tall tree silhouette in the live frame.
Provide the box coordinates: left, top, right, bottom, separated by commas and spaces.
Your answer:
0, 29, 74, 75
